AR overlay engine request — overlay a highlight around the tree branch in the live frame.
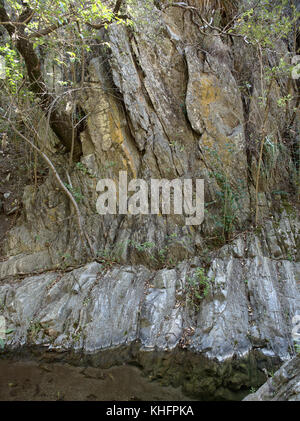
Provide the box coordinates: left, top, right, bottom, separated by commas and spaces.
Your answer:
85, 14, 128, 30
0, 0, 82, 159
113, 0, 124, 15
1, 114, 95, 259
18, 6, 35, 24
0, 0, 130, 158
85, 0, 127, 30
28, 21, 67, 39
162, 2, 246, 39
0, 0, 15, 35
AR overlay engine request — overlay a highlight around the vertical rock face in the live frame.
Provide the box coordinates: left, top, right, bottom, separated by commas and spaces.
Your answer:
2, 2, 298, 267
0, 216, 299, 362
0, 1, 299, 397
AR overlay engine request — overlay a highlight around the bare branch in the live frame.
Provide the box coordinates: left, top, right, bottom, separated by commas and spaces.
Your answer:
162, 2, 245, 39
0, 0, 82, 158
0, 0, 129, 158
0, 20, 28, 25
18, 6, 35, 24
0, 0, 15, 35
28, 22, 67, 39
1, 114, 95, 259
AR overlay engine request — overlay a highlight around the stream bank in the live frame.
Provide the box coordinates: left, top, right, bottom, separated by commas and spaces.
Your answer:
0, 345, 283, 401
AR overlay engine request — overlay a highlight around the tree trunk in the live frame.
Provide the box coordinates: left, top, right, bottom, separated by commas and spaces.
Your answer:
0, 1, 82, 160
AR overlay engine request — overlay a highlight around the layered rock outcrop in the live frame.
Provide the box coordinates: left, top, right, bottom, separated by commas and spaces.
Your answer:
1, 212, 299, 361
1, 1, 298, 271
0, 0, 299, 400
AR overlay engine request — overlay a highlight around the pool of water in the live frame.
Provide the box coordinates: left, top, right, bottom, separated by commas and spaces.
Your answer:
0, 359, 192, 401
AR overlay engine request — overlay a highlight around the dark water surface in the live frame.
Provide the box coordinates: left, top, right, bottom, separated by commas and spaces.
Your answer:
0, 359, 192, 401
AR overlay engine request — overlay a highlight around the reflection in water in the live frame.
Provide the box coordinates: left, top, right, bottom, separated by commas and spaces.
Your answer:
0, 359, 192, 401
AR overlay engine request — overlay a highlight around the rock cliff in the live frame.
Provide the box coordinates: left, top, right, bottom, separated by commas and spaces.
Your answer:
0, 0, 299, 400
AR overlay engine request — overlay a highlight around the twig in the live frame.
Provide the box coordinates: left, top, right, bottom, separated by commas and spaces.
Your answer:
1, 115, 95, 259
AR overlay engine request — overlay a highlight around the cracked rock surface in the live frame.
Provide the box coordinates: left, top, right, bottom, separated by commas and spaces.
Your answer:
244, 356, 300, 401
1, 216, 299, 362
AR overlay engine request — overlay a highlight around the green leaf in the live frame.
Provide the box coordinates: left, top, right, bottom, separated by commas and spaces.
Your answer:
5, 328, 14, 335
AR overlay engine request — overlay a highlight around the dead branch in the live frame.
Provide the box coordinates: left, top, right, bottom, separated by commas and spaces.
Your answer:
1, 114, 95, 259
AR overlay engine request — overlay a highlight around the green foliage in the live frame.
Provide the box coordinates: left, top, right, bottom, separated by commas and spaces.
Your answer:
96, 247, 121, 268
94, 238, 181, 269
129, 240, 156, 252
128, 237, 181, 267
28, 321, 43, 340
185, 267, 214, 311
75, 162, 95, 177
202, 143, 247, 242
104, 161, 117, 169
63, 183, 84, 202
233, 1, 299, 110
169, 139, 185, 152
59, 252, 72, 269
157, 245, 169, 263
6, 0, 116, 30
228, 0, 300, 224
76, 162, 89, 174
0, 0, 132, 111
277, 94, 293, 108
0, 328, 14, 350
233, 0, 299, 48
71, 328, 82, 342
0, 43, 24, 94
212, 171, 246, 238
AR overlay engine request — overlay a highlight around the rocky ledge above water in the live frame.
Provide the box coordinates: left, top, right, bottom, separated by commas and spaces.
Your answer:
244, 355, 300, 401
0, 213, 299, 400
1, 213, 299, 361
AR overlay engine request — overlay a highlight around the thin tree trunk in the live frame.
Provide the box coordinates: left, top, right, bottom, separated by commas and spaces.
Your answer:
0, 1, 82, 160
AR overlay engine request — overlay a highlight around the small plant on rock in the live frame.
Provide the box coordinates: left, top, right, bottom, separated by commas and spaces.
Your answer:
0, 328, 14, 350
185, 267, 214, 311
